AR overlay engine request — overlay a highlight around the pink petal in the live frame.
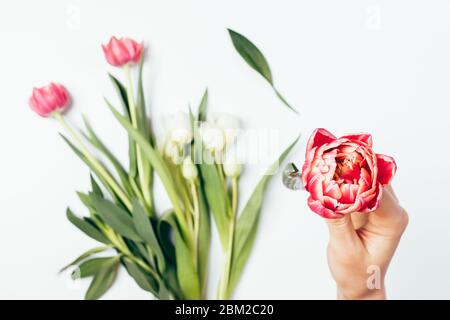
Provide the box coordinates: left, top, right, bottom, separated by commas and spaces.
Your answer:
306, 128, 336, 154
306, 174, 324, 200
339, 183, 359, 204
361, 183, 383, 212
376, 154, 396, 185
324, 181, 342, 199
308, 197, 343, 219
340, 133, 373, 147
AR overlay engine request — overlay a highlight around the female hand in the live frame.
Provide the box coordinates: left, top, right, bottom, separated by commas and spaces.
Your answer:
325, 185, 408, 299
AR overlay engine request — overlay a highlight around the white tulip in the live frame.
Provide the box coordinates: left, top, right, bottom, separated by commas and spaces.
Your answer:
164, 142, 182, 164
223, 161, 241, 178
199, 121, 225, 152
222, 146, 242, 177
210, 113, 240, 145
182, 157, 198, 181
163, 112, 192, 146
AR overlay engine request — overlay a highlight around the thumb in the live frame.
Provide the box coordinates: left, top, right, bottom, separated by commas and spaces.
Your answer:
325, 214, 358, 248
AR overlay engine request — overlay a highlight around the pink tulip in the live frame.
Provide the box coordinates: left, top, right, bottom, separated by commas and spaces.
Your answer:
302, 128, 396, 219
29, 83, 70, 117
102, 36, 144, 67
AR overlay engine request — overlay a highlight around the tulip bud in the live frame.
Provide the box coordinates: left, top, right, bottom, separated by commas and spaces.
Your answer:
163, 112, 193, 146
199, 122, 225, 152
164, 142, 182, 164
210, 113, 240, 145
29, 83, 70, 117
102, 37, 144, 67
182, 157, 198, 181
223, 161, 241, 178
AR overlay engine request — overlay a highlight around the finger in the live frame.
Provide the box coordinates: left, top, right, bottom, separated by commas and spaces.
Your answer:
366, 185, 408, 235
325, 214, 358, 248
351, 212, 368, 230
385, 184, 399, 203
370, 185, 402, 221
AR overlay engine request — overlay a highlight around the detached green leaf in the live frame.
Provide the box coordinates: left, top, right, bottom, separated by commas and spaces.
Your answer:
66, 208, 109, 244
131, 198, 165, 272
228, 135, 300, 295
60, 246, 110, 273
228, 29, 273, 84
88, 195, 142, 242
85, 256, 120, 300
228, 28, 298, 113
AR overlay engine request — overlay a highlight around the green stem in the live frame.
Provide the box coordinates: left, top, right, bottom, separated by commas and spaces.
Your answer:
54, 112, 132, 210
124, 64, 153, 212
231, 177, 238, 215
190, 181, 200, 271
218, 178, 238, 300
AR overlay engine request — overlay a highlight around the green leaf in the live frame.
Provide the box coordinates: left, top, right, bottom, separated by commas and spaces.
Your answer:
197, 183, 211, 293
157, 210, 201, 299
228, 29, 273, 84
228, 135, 300, 295
122, 257, 159, 296
199, 162, 230, 249
73, 257, 116, 279
104, 98, 137, 179
174, 229, 201, 299
108, 74, 129, 117
66, 208, 109, 244
82, 117, 133, 196
189, 106, 230, 249
60, 134, 119, 203
60, 246, 110, 273
228, 29, 298, 113
131, 198, 165, 272
197, 89, 208, 121
90, 175, 103, 197
157, 210, 177, 262
85, 256, 120, 300
109, 106, 187, 236
88, 194, 142, 242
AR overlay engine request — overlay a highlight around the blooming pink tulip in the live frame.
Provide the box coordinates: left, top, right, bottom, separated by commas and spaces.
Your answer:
29, 83, 70, 117
302, 128, 396, 219
102, 36, 144, 67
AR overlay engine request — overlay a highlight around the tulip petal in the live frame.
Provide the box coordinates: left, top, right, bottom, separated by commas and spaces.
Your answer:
340, 133, 373, 147
362, 183, 383, 212
306, 128, 336, 154
306, 174, 324, 200
307, 197, 343, 219
376, 154, 396, 185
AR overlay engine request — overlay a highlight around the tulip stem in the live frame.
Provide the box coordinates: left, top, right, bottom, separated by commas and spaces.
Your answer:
218, 178, 238, 300
54, 112, 132, 210
190, 181, 200, 271
124, 64, 153, 213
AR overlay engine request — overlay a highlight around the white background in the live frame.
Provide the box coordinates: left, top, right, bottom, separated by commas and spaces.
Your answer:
0, 0, 449, 299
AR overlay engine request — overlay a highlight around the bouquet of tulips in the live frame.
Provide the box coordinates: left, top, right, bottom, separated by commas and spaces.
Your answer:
29, 32, 298, 300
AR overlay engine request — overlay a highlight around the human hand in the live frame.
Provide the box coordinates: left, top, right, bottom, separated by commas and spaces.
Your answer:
325, 185, 408, 300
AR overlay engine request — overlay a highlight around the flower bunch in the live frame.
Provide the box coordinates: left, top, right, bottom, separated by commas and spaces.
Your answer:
30, 35, 298, 300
